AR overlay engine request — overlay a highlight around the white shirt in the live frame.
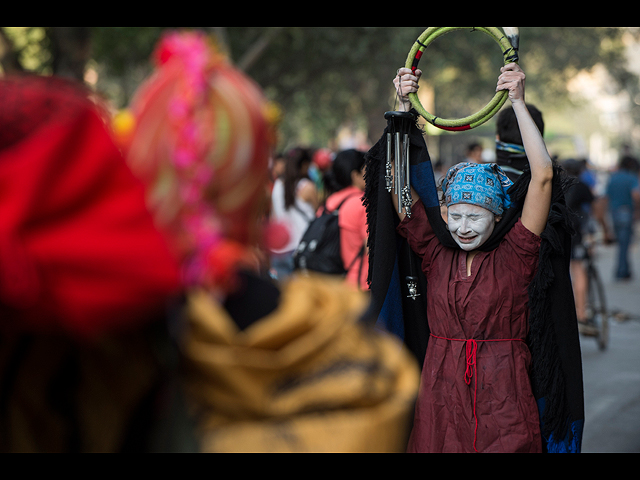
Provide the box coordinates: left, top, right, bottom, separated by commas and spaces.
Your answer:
271, 178, 316, 254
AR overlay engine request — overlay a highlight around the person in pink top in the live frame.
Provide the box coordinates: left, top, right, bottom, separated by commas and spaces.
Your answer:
323, 150, 370, 291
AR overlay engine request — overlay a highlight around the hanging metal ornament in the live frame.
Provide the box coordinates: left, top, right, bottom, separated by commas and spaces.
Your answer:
405, 27, 520, 132
406, 276, 421, 301
384, 110, 420, 299
384, 110, 416, 219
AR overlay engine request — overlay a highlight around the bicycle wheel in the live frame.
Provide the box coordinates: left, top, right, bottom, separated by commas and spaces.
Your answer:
405, 27, 520, 132
587, 263, 610, 351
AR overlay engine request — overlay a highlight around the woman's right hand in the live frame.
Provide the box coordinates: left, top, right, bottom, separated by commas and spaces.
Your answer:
394, 68, 422, 112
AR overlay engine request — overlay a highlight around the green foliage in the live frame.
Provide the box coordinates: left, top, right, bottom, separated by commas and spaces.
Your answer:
2, 27, 51, 73
221, 27, 637, 147
2, 27, 638, 150
90, 27, 166, 75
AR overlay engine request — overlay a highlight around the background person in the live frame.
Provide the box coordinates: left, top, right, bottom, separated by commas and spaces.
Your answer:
606, 155, 640, 281
270, 147, 318, 282
323, 149, 370, 291
495, 104, 546, 182
464, 142, 484, 164
563, 159, 599, 329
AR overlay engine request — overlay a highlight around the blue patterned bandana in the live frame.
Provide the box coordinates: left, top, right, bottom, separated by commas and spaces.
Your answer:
442, 163, 513, 216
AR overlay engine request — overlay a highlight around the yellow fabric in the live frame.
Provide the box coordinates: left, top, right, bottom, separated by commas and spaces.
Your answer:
183, 275, 420, 453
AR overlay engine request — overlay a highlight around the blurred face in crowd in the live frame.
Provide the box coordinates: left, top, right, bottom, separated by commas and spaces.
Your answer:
352, 166, 366, 191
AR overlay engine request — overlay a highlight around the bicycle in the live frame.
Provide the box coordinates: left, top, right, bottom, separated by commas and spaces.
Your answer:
578, 241, 610, 351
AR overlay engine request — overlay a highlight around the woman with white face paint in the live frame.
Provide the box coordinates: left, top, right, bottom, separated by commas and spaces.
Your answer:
390, 63, 556, 453
447, 204, 498, 252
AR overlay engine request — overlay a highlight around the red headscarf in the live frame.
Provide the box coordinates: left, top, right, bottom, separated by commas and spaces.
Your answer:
0, 75, 181, 338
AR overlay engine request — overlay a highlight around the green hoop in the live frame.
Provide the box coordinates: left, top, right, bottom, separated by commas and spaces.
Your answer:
405, 27, 519, 132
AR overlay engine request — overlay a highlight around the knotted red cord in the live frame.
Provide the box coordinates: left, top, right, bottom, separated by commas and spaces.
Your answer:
465, 340, 478, 386
430, 334, 525, 453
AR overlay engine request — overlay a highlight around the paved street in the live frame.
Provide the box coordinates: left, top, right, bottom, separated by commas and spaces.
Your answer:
580, 235, 640, 453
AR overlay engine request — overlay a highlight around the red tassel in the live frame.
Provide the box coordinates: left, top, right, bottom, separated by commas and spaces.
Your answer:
207, 241, 249, 291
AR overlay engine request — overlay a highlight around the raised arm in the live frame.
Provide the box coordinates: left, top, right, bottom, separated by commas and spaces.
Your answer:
395, 67, 422, 113
497, 63, 554, 236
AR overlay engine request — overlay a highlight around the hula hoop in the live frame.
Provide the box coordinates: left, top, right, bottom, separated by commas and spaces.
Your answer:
405, 27, 519, 132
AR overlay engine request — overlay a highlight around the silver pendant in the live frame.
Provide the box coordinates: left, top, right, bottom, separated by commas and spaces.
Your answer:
407, 276, 421, 301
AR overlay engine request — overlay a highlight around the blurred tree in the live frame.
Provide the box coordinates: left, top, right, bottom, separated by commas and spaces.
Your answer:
49, 27, 92, 81
0, 27, 91, 80
0, 28, 23, 74
219, 27, 640, 148
0, 27, 50, 74
1, 27, 638, 149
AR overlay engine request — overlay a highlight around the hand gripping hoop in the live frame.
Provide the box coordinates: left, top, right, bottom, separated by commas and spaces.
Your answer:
406, 27, 520, 132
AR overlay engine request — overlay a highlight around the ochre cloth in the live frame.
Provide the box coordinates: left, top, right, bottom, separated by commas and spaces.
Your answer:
397, 200, 543, 454
182, 275, 420, 453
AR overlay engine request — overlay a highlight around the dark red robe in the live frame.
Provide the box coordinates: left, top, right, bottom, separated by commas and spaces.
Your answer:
397, 200, 543, 454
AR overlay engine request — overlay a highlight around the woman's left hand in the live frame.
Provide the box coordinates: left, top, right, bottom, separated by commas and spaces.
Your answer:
497, 63, 526, 105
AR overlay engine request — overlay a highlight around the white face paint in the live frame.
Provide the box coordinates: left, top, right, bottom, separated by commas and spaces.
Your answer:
447, 204, 497, 252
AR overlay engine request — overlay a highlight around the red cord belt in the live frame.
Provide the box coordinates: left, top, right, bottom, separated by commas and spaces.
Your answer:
430, 333, 526, 453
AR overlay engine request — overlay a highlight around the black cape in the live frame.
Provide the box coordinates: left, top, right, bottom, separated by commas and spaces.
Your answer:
363, 119, 585, 453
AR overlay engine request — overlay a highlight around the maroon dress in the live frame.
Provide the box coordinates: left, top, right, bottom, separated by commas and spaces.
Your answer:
397, 201, 543, 454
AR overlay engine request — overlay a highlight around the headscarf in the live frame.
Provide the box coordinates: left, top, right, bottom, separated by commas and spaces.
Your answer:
442, 162, 513, 216
0, 75, 182, 338
120, 31, 277, 294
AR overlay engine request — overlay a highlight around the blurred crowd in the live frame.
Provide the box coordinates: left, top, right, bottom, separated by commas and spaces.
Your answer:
268, 146, 371, 290
0, 31, 420, 453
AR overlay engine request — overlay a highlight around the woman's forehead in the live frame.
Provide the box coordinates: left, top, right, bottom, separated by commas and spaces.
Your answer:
448, 204, 493, 216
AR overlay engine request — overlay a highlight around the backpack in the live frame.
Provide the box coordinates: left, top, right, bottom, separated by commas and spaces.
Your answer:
293, 194, 363, 277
